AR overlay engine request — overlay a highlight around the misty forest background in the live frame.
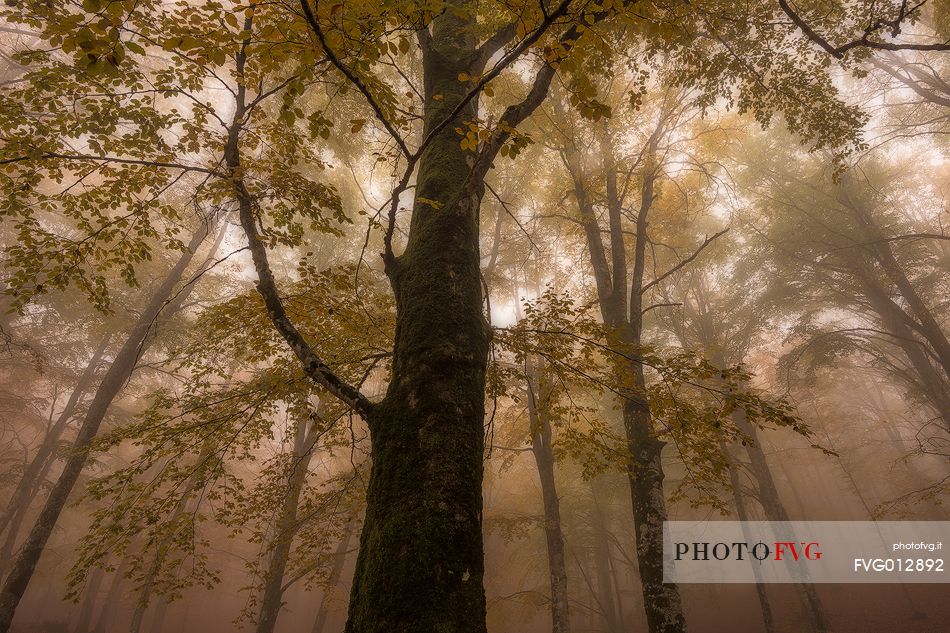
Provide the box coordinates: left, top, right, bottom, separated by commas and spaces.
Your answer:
0, 1, 948, 633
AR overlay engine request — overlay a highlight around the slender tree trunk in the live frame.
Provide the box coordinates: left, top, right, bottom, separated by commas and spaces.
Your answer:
344, 7, 489, 632
620, 167, 685, 632
0, 335, 112, 579
92, 555, 131, 633
0, 220, 218, 633
605, 537, 628, 633
730, 413, 830, 633
0, 434, 56, 578
525, 359, 571, 633
589, 492, 621, 633
0, 332, 112, 541
72, 565, 106, 633
146, 599, 168, 633
563, 108, 687, 633
255, 419, 318, 633
311, 520, 356, 633
722, 441, 776, 633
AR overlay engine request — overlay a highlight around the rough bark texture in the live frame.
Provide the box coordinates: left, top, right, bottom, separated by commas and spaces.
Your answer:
0, 222, 215, 633
526, 360, 570, 633
343, 8, 489, 632
613, 220, 687, 633
619, 360, 685, 633
619, 200, 689, 633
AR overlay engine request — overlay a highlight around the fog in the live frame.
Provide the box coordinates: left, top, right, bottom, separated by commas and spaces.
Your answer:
0, 2, 948, 633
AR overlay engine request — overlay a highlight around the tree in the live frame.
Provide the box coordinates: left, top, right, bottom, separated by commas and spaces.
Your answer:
4, 1, 942, 631
0, 332, 111, 574
0, 217, 223, 632
53, 258, 384, 630
738, 145, 950, 433
658, 258, 832, 633
274, 2, 880, 629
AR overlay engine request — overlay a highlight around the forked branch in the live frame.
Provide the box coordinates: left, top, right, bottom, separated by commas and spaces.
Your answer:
779, 0, 950, 58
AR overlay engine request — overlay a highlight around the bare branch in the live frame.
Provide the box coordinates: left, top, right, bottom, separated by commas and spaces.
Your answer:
872, 58, 950, 107
642, 228, 729, 293
641, 302, 682, 316
779, 0, 950, 59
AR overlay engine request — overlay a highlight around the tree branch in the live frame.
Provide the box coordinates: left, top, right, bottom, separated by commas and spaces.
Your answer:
641, 302, 682, 316
413, 0, 576, 162
779, 0, 950, 59
476, 21, 518, 65
642, 228, 729, 293
0, 153, 221, 175
228, 9, 375, 417
234, 184, 375, 416
299, 0, 411, 158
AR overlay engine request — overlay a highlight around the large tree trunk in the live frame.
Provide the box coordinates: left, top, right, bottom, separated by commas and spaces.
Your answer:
254, 419, 318, 633
618, 354, 686, 633
0, 220, 218, 633
526, 360, 571, 633
311, 520, 356, 633
343, 6, 489, 632
615, 151, 686, 633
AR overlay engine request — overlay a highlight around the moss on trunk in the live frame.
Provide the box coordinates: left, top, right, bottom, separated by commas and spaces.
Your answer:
344, 6, 489, 632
